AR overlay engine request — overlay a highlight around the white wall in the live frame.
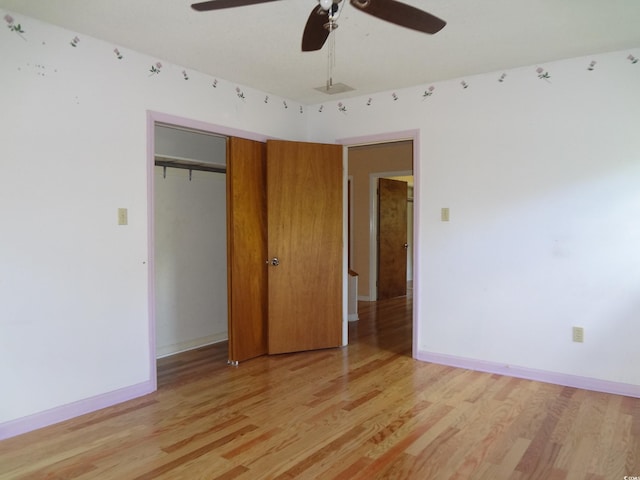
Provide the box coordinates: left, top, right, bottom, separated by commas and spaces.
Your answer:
308, 48, 640, 391
0, 9, 306, 435
154, 167, 228, 357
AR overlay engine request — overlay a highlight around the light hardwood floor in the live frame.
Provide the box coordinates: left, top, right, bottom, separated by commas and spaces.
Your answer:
1, 295, 639, 479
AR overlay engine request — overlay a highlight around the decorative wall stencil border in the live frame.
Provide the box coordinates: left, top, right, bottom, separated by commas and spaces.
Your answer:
149, 61, 162, 76
1, 10, 303, 113
2, 10, 637, 115
422, 86, 435, 98
4, 13, 25, 40
536, 66, 551, 81
316, 51, 637, 113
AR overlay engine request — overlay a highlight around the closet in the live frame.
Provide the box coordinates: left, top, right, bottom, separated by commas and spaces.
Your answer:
153, 124, 228, 357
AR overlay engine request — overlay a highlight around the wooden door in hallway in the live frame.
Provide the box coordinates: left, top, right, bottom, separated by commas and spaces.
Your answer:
377, 178, 408, 300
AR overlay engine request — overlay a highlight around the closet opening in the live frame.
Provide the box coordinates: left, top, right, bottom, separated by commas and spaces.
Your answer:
153, 123, 229, 360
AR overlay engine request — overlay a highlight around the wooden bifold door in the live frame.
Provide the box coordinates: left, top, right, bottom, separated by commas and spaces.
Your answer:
227, 137, 343, 363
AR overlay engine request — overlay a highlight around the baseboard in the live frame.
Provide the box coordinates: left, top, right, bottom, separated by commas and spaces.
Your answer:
416, 350, 640, 398
357, 295, 371, 302
156, 333, 228, 358
348, 313, 359, 321
0, 380, 155, 441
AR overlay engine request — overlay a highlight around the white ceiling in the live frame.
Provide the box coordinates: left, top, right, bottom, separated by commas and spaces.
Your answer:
2, 0, 639, 104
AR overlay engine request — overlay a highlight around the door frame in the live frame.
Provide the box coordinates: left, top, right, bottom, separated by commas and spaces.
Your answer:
370, 170, 412, 301
147, 111, 350, 382
339, 130, 419, 358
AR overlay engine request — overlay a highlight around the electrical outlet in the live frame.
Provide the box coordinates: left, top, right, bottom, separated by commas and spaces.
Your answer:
118, 208, 128, 225
572, 326, 584, 343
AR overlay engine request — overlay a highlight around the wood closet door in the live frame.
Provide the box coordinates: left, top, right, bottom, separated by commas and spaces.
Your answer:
227, 137, 268, 363
266, 140, 343, 354
227, 138, 343, 361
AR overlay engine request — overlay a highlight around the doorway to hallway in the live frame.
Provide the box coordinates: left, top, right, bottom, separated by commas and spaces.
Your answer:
343, 131, 418, 358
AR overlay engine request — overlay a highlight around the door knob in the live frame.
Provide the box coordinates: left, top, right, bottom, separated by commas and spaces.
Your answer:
403, 243, 408, 249
268, 257, 280, 267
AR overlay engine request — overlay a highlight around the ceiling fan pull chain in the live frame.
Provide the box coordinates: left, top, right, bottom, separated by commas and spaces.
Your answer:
326, 28, 333, 89
326, 17, 337, 90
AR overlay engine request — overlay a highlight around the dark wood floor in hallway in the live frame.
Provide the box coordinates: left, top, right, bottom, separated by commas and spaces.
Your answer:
1, 295, 639, 479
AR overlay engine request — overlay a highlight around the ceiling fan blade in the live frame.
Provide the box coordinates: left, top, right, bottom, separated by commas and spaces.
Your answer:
349, 0, 445, 34
301, 5, 331, 52
191, 0, 280, 12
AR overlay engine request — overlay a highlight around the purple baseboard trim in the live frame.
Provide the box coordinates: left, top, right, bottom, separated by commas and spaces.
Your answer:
0, 380, 155, 441
416, 350, 640, 399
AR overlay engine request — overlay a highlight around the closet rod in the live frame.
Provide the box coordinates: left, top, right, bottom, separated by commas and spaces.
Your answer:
155, 160, 226, 174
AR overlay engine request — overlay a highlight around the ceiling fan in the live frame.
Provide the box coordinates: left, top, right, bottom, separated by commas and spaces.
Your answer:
191, 0, 446, 52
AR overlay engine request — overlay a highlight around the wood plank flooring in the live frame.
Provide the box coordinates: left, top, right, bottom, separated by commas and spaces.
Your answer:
1, 295, 639, 479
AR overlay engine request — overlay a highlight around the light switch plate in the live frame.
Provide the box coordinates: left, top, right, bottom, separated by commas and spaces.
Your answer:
441, 207, 450, 222
118, 208, 128, 225
572, 326, 584, 343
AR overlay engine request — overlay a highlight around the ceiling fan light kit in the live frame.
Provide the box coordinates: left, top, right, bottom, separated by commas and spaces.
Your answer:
319, 0, 335, 11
